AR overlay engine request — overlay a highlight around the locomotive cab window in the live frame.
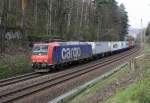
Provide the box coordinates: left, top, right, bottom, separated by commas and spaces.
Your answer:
32, 45, 48, 55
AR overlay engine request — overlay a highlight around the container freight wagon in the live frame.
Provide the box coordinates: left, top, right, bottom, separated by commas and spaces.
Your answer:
110, 42, 122, 52
87, 42, 111, 57
122, 41, 129, 49
110, 41, 130, 53
94, 42, 111, 55
120, 41, 128, 50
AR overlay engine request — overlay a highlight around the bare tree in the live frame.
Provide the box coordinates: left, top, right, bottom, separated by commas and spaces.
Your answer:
0, 0, 9, 55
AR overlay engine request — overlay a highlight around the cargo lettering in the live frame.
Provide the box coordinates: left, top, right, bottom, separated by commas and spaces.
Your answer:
61, 47, 81, 60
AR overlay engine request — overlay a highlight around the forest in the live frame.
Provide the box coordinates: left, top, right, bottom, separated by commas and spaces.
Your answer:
0, 0, 129, 79
0, 0, 128, 54
146, 22, 150, 43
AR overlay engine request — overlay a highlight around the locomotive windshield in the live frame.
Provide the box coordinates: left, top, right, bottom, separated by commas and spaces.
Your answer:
32, 45, 48, 55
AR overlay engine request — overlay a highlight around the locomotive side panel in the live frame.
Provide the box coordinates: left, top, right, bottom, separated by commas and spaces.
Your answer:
52, 45, 92, 64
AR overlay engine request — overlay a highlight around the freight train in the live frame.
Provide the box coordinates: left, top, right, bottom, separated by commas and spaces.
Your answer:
31, 41, 135, 72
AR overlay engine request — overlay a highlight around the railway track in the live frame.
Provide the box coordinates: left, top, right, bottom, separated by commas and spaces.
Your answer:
0, 72, 43, 87
0, 48, 140, 103
0, 50, 128, 87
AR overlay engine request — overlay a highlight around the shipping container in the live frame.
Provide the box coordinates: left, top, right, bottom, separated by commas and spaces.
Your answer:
110, 42, 122, 52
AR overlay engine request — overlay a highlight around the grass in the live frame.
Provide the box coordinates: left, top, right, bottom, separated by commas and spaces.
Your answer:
59, 65, 129, 103
105, 44, 150, 103
0, 54, 33, 79
144, 44, 150, 54
106, 80, 150, 103
105, 73, 150, 103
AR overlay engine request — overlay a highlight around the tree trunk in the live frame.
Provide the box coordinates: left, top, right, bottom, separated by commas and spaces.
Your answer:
0, 0, 8, 55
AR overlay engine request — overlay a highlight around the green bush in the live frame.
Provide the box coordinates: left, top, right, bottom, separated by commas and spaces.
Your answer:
0, 55, 32, 79
106, 80, 150, 103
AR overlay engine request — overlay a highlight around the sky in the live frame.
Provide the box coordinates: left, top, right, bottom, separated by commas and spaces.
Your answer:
116, 0, 150, 29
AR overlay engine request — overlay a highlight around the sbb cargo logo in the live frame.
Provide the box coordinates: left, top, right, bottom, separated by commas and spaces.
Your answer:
61, 47, 81, 60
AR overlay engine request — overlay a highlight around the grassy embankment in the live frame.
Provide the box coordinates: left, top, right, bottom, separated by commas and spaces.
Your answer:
106, 44, 150, 103
0, 54, 32, 79
59, 45, 150, 103
59, 65, 130, 103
